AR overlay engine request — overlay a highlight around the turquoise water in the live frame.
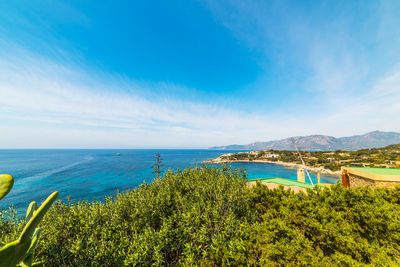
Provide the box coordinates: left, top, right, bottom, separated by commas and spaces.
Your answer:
0, 149, 338, 212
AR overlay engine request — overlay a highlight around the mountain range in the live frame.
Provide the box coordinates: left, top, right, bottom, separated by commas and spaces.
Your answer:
209, 131, 400, 151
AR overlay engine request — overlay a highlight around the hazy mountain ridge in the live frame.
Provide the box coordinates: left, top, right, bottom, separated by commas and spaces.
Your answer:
210, 131, 400, 151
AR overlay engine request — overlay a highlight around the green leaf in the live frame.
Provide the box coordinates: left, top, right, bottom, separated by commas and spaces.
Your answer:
0, 239, 31, 267
0, 174, 14, 201
19, 191, 59, 244
25, 202, 38, 222
20, 253, 33, 267
0, 240, 18, 267
25, 228, 40, 257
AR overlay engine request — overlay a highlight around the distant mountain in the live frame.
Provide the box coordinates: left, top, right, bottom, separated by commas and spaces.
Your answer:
209, 131, 400, 151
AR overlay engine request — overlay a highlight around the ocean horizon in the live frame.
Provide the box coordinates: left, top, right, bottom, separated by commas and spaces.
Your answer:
0, 149, 338, 213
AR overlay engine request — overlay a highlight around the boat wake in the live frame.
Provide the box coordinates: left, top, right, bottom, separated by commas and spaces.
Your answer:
20, 155, 94, 183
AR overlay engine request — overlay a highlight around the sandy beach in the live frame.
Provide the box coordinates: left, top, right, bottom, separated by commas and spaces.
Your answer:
204, 156, 341, 177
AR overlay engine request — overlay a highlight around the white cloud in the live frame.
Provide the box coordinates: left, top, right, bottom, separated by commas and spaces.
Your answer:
0, 48, 293, 148
1, 46, 399, 148
1, 1, 400, 149
202, 0, 400, 99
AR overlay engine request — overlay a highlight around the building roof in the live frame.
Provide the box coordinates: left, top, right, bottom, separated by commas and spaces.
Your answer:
342, 167, 400, 182
247, 177, 316, 189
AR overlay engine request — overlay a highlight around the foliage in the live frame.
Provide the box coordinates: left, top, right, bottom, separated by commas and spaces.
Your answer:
222, 144, 400, 171
246, 184, 400, 266
0, 174, 58, 267
1, 166, 400, 266
0, 174, 14, 201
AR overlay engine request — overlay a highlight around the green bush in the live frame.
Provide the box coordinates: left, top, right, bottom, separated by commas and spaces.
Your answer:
246, 184, 400, 265
1, 166, 400, 266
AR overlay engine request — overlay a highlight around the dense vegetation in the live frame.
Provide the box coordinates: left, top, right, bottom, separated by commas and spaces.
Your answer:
1, 166, 400, 265
222, 144, 400, 171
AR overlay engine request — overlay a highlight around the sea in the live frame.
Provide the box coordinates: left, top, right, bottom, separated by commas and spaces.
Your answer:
0, 149, 338, 213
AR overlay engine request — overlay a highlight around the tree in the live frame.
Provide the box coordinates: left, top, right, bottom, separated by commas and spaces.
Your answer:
151, 153, 164, 179
396, 157, 400, 168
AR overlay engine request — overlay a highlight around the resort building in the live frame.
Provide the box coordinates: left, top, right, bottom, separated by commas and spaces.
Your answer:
264, 153, 280, 158
342, 167, 400, 188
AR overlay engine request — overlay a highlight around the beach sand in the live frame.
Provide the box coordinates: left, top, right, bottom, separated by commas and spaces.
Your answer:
204, 157, 341, 177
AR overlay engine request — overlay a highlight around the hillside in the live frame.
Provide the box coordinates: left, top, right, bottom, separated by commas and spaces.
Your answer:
210, 130, 400, 151
210, 144, 400, 172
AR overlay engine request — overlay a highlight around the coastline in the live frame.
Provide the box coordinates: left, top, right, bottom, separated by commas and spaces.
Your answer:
204, 157, 341, 177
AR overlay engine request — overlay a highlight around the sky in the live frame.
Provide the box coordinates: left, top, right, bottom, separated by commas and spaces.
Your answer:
0, 0, 399, 148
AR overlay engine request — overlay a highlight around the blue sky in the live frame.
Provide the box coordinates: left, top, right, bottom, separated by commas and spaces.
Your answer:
0, 0, 399, 148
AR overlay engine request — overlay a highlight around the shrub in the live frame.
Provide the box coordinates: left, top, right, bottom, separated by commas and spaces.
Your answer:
245, 184, 400, 265
1, 166, 400, 265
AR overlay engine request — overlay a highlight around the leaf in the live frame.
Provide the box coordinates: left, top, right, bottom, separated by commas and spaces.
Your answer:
19, 192, 59, 244
0, 240, 18, 267
25, 228, 40, 257
0, 239, 31, 267
20, 253, 33, 267
25, 202, 38, 222
0, 174, 14, 200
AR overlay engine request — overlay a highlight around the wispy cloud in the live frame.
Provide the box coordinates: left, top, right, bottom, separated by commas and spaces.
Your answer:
1, 1, 400, 148
1, 39, 399, 148
0, 46, 289, 148
202, 0, 400, 95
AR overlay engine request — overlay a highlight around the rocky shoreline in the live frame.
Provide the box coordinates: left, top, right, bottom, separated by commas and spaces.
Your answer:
204, 156, 341, 177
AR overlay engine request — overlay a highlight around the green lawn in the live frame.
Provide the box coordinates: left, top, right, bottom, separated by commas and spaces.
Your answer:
344, 167, 400, 176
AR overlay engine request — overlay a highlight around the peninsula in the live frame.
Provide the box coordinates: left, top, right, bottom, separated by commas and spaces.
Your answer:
205, 144, 400, 177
